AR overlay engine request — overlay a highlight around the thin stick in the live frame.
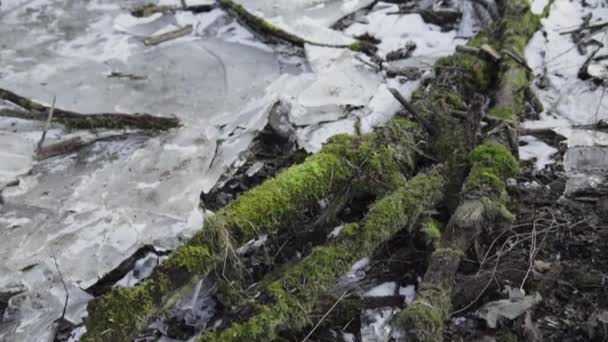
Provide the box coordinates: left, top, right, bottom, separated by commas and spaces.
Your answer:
52, 254, 69, 321
36, 96, 55, 152
301, 291, 349, 342
388, 87, 435, 134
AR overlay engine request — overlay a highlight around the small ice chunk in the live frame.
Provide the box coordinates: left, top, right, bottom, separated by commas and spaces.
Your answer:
365, 282, 397, 297
329, 224, 345, 238
343, 332, 356, 342
114, 253, 164, 288
399, 285, 416, 304
236, 234, 268, 255
360, 307, 397, 342
519, 135, 557, 170
246, 161, 265, 177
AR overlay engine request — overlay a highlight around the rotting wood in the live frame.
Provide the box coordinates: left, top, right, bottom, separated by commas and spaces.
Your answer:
131, 3, 215, 17
0, 88, 180, 131
393, 1, 543, 340
389, 87, 436, 135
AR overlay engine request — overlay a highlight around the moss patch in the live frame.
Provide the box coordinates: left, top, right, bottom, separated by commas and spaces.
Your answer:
464, 143, 519, 195
83, 119, 419, 341
421, 219, 441, 249
394, 286, 451, 342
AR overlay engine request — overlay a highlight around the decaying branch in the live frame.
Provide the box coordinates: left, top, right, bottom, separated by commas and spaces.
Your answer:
0, 88, 180, 130
131, 2, 216, 17
394, 1, 542, 340
82, 118, 420, 341
144, 25, 193, 46
197, 171, 445, 342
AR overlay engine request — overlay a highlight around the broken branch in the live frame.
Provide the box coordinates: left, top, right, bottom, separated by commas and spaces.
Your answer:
0, 88, 180, 130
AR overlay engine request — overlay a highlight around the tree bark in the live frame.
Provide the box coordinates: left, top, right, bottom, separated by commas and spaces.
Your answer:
393, 2, 542, 341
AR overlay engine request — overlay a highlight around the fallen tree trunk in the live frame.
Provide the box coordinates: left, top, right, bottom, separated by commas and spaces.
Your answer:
82, 118, 419, 341
394, 1, 543, 340
0, 88, 180, 130
197, 170, 445, 341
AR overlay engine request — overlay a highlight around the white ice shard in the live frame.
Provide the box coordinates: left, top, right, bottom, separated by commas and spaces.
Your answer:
230, 0, 375, 45
524, 0, 608, 195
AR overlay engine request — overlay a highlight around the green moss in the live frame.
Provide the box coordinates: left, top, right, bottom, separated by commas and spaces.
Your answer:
434, 54, 490, 95
218, 151, 351, 240
348, 41, 368, 52
199, 172, 445, 342
84, 116, 421, 341
421, 219, 441, 249
161, 245, 211, 275
82, 275, 170, 341
469, 143, 519, 179
442, 92, 467, 110
487, 106, 515, 121
432, 247, 465, 258
335, 222, 359, 241
465, 167, 506, 194
395, 286, 451, 342
464, 143, 518, 195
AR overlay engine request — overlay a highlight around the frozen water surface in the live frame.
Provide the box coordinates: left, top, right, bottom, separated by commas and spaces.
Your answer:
524, 0, 608, 194
1, 1, 281, 339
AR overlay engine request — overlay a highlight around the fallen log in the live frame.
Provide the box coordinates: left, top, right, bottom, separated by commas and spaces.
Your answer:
0, 88, 180, 131
82, 118, 420, 341
394, 1, 542, 340
197, 170, 445, 342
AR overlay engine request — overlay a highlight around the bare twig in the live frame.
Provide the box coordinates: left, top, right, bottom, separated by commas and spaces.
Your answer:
301, 291, 349, 342
36, 95, 56, 152
502, 49, 532, 72
52, 254, 69, 322
388, 87, 435, 134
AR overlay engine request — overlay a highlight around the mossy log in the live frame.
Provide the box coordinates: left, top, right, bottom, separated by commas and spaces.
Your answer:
217, 0, 373, 52
82, 118, 419, 341
0, 88, 180, 131
394, 1, 542, 341
197, 170, 445, 341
